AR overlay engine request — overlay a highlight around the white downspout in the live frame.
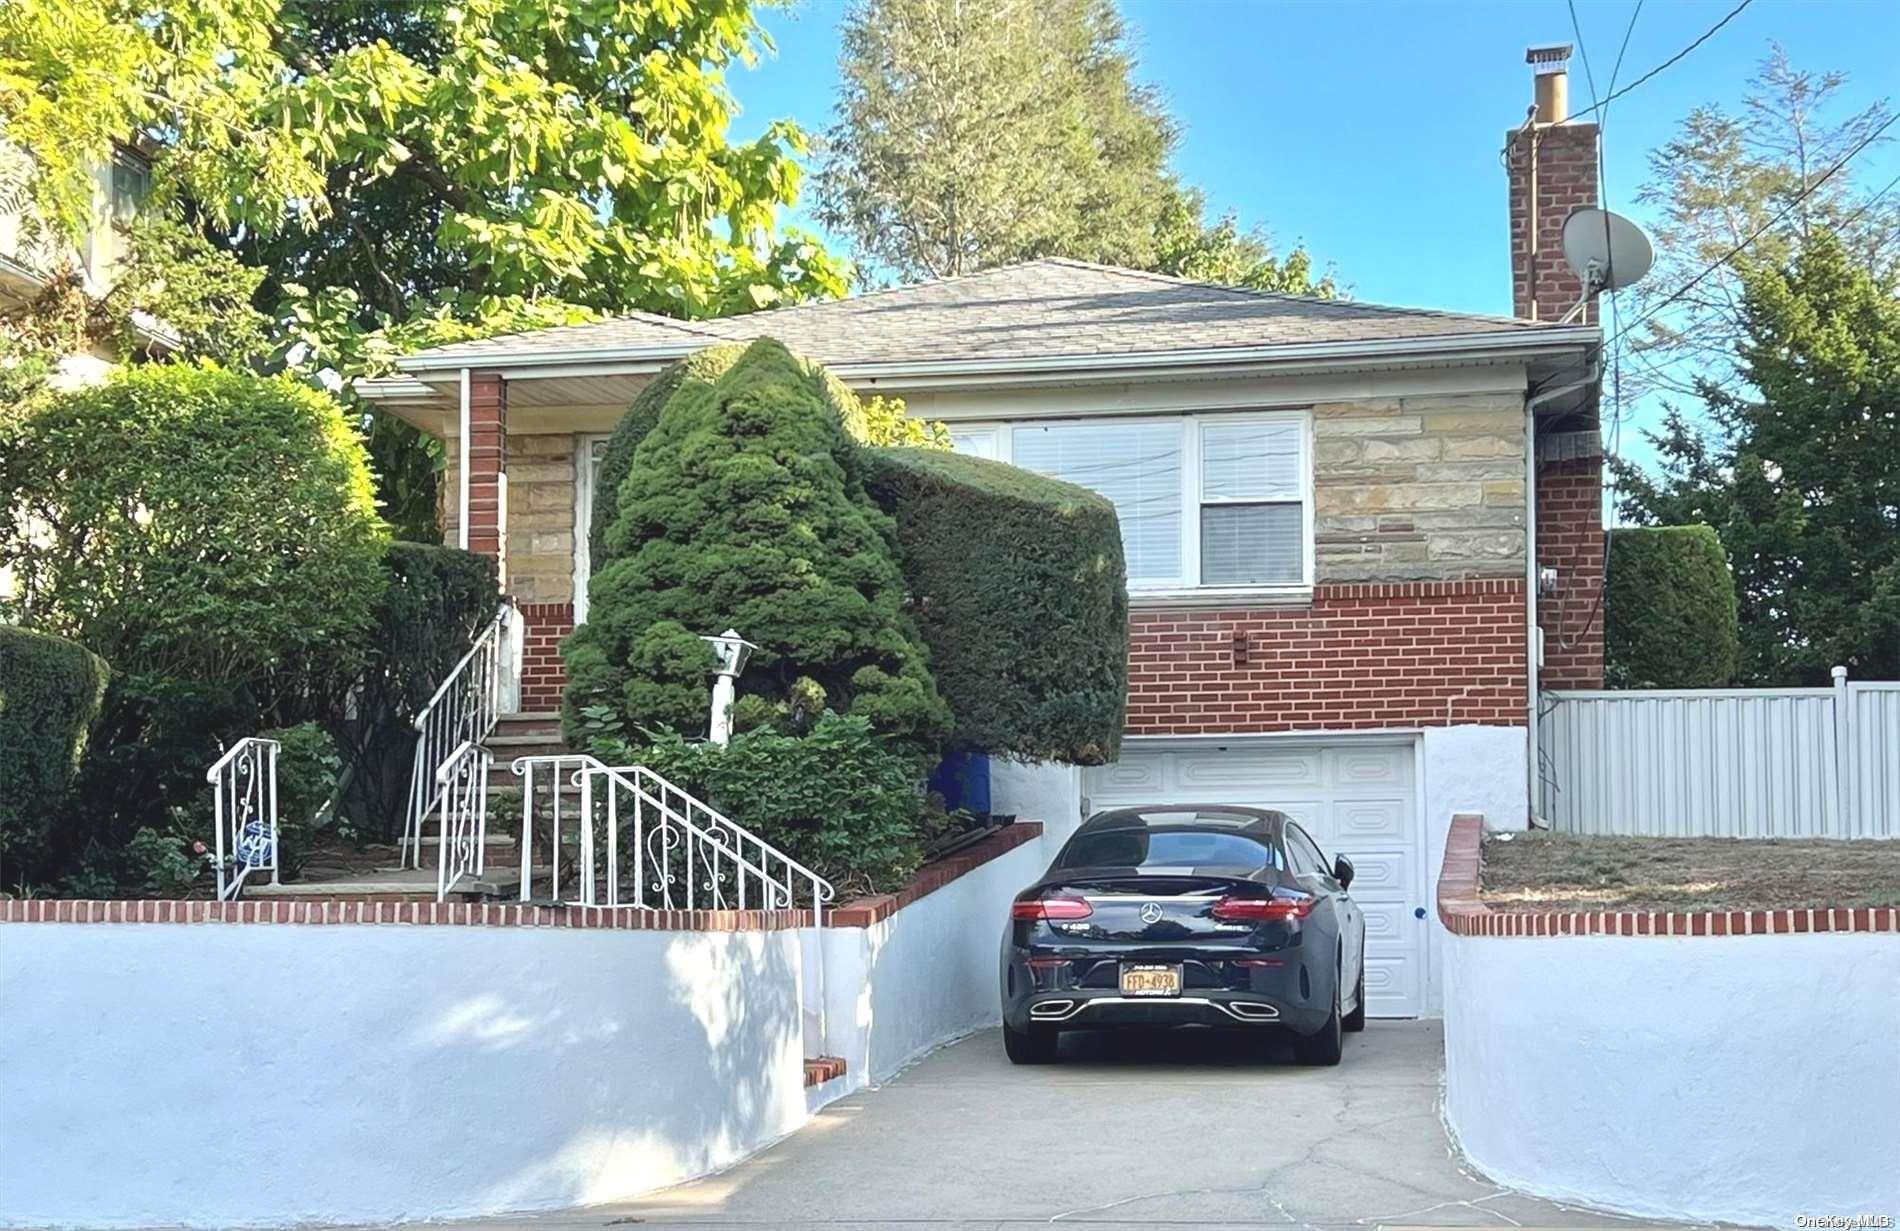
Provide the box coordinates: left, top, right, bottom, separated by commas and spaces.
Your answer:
458, 367, 471, 551
1522, 358, 1600, 822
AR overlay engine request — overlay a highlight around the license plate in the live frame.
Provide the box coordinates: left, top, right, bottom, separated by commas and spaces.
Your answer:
1120, 963, 1182, 998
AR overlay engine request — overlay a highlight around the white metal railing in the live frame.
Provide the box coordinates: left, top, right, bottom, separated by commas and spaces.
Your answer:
207, 738, 280, 900
403, 602, 513, 868
511, 753, 835, 920
430, 739, 493, 899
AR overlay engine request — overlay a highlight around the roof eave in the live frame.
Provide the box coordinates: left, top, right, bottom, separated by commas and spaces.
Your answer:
391, 326, 1602, 387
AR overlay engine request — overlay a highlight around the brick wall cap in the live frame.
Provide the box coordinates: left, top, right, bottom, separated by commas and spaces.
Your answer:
1437, 813, 1900, 938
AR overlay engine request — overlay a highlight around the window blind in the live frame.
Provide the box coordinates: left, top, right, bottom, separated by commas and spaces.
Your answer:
1012, 421, 1183, 585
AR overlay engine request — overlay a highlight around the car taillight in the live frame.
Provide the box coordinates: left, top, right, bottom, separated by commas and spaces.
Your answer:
1211, 893, 1315, 922
1012, 895, 1093, 921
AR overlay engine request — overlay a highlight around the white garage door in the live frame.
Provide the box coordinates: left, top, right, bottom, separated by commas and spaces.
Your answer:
1081, 740, 1425, 1018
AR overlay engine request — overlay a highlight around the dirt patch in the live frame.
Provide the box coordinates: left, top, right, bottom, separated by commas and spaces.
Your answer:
1480, 830, 1900, 911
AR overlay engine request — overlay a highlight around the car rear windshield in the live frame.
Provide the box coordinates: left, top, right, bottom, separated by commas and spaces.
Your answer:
1058, 829, 1277, 872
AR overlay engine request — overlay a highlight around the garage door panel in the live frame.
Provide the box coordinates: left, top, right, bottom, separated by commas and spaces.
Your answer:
1331, 850, 1408, 899
1176, 748, 1322, 790
1332, 798, 1408, 842
1092, 757, 1165, 794
1362, 954, 1419, 1017
1331, 746, 1410, 786
1357, 900, 1411, 948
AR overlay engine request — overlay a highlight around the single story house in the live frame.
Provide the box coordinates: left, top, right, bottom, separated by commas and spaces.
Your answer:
359, 48, 1607, 1016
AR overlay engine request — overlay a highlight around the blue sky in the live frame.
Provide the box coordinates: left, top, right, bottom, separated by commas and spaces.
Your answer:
726, 0, 1899, 462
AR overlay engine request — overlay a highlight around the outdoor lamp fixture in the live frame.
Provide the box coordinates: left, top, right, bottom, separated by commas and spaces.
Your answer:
702, 628, 758, 747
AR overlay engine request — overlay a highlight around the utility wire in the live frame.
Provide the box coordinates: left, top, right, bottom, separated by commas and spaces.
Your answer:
1611, 110, 1899, 348
1570, 0, 1754, 120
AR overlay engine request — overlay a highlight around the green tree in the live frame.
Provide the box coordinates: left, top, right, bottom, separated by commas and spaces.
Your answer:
1630, 45, 1898, 399
818, 0, 1329, 292
564, 339, 951, 748
1615, 231, 1900, 684
1, 0, 850, 536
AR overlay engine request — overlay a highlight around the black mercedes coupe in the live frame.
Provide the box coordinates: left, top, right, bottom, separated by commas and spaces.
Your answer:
999, 805, 1366, 1065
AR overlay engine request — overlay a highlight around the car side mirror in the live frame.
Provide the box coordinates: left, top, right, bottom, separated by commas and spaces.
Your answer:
1333, 854, 1355, 889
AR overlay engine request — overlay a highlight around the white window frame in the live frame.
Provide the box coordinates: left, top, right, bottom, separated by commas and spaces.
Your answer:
948, 410, 1314, 605
572, 434, 611, 623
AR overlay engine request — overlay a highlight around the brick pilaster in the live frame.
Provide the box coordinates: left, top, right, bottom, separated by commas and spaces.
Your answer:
1535, 457, 1604, 689
464, 372, 507, 582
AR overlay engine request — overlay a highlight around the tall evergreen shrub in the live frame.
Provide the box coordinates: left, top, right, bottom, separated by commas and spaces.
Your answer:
0, 627, 110, 881
1605, 525, 1740, 688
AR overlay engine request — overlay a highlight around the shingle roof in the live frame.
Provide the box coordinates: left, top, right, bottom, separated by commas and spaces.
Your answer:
399, 258, 1570, 370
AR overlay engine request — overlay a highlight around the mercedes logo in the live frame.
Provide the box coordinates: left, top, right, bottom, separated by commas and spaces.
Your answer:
1139, 902, 1164, 924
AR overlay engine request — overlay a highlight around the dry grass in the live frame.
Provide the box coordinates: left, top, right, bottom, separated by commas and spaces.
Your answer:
1479, 830, 1900, 912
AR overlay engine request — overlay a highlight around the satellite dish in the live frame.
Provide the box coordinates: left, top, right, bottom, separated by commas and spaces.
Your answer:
1562, 208, 1654, 294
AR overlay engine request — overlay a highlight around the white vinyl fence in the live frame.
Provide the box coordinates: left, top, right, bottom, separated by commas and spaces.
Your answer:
1538, 668, 1900, 838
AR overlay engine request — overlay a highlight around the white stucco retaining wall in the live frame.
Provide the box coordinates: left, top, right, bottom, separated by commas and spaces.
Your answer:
0, 924, 816, 1228
821, 833, 1052, 1084
1419, 724, 1526, 1014
1443, 930, 1900, 1224
0, 826, 1066, 1229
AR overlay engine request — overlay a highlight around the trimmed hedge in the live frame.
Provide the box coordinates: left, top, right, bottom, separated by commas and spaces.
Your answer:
0, 627, 110, 874
1605, 525, 1740, 688
332, 543, 500, 841
859, 447, 1127, 764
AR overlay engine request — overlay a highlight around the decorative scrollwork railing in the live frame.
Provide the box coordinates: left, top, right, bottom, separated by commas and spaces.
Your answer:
511, 754, 835, 923
403, 602, 513, 868
431, 740, 492, 899
207, 738, 280, 900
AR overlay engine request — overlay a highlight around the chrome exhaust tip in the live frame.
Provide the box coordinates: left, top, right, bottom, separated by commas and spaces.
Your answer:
1226, 1001, 1280, 1021
1029, 999, 1075, 1020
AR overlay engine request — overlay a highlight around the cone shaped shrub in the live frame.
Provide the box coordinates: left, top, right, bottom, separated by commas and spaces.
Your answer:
564, 338, 951, 747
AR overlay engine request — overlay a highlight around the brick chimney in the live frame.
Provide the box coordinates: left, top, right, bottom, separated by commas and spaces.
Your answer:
1508, 44, 1606, 691
1505, 45, 1601, 324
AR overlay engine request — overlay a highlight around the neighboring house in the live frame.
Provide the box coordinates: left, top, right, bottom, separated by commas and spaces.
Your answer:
359, 47, 1606, 1016
0, 140, 177, 386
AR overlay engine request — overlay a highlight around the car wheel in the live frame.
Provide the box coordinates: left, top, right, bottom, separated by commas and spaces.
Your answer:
1003, 1020, 1058, 1064
1295, 965, 1345, 1066
1342, 963, 1367, 1033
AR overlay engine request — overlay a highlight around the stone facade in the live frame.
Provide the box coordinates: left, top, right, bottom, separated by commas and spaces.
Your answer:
1313, 392, 1525, 582
505, 431, 577, 605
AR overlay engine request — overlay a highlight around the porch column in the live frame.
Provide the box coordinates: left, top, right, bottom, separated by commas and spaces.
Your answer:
462, 371, 508, 588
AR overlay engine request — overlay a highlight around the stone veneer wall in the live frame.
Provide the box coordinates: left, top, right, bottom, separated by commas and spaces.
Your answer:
505, 432, 578, 605
1313, 392, 1525, 582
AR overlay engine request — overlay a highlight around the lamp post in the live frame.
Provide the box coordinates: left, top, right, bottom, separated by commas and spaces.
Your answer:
702, 629, 757, 747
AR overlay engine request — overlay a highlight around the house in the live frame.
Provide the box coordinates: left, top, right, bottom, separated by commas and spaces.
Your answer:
357, 46, 1606, 1016
0, 140, 178, 386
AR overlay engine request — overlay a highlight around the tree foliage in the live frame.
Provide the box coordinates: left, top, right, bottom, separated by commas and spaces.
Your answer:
818, 0, 1331, 293
0, 0, 850, 536
1615, 231, 1900, 684
565, 339, 951, 747
0, 364, 388, 697
1630, 44, 1898, 399
1603, 526, 1739, 689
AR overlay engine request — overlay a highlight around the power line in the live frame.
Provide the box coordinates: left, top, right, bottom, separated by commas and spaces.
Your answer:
1571, 0, 1754, 120
1612, 109, 1899, 347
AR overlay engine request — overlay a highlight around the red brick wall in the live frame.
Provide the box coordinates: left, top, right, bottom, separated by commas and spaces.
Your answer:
1127, 580, 1528, 735
518, 601, 573, 714
1505, 120, 1599, 324
465, 373, 507, 570
1535, 458, 1605, 689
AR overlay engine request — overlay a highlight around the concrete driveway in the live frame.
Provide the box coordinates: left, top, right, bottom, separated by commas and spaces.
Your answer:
448, 1021, 1681, 1231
